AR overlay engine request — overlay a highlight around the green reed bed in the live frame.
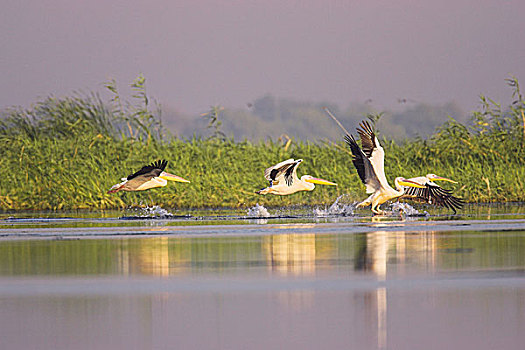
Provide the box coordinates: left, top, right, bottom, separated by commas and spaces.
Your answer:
1, 77, 524, 210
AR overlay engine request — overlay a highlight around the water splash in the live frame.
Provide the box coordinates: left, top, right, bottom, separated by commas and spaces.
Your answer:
313, 195, 356, 217
247, 203, 270, 218
390, 202, 428, 217
128, 205, 174, 218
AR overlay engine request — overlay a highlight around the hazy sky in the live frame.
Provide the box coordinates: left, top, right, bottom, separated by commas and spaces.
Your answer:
1, 0, 524, 114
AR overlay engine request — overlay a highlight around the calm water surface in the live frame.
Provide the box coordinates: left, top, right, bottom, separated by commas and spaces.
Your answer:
1, 203, 525, 350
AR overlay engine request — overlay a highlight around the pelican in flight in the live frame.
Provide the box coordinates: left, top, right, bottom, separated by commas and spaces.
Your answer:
256, 159, 337, 195
108, 160, 190, 193
345, 121, 426, 215
399, 174, 464, 213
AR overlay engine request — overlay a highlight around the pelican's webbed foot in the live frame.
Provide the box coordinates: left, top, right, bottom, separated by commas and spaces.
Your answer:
371, 206, 386, 216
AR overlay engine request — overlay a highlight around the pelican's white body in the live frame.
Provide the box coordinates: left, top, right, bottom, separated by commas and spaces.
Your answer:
258, 174, 316, 195
108, 171, 189, 193
134, 176, 168, 191
257, 159, 336, 196
349, 123, 424, 215
357, 177, 414, 214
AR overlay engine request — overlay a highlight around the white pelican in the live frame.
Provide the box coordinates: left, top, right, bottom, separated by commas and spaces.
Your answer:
107, 160, 190, 193
345, 121, 426, 215
399, 174, 464, 213
256, 158, 337, 195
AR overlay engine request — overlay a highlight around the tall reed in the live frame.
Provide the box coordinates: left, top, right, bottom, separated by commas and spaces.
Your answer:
1, 77, 523, 210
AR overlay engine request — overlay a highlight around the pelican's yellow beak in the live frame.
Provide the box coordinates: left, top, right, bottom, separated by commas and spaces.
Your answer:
160, 172, 190, 183
431, 176, 458, 184
305, 177, 338, 186
399, 179, 426, 188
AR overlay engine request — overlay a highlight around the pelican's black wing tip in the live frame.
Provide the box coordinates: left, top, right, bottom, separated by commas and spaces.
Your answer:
358, 120, 374, 135
151, 159, 168, 171
126, 159, 169, 180
343, 134, 357, 147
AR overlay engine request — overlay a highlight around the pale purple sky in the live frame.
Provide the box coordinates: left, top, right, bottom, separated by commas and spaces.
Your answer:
1, 0, 524, 114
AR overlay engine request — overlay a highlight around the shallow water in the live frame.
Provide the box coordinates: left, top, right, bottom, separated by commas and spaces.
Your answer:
1, 203, 525, 350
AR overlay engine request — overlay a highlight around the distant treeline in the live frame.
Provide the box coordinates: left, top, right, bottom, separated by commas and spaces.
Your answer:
165, 95, 466, 141
0, 76, 523, 210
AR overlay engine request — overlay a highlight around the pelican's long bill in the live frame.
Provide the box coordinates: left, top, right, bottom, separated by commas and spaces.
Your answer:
159, 172, 191, 183
304, 177, 337, 186
398, 179, 426, 189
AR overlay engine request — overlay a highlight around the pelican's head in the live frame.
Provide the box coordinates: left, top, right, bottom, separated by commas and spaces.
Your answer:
159, 171, 191, 183
301, 175, 338, 191
426, 174, 457, 183
395, 177, 426, 188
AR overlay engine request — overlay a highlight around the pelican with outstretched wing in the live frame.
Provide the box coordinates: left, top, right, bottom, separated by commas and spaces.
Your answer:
256, 158, 337, 195
108, 160, 190, 193
345, 121, 426, 215
399, 174, 464, 213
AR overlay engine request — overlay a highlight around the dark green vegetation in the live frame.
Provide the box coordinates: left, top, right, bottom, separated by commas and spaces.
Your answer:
1, 76, 524, 210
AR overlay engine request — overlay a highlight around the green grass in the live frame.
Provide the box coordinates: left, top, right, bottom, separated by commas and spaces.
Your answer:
1, 77, 524, 210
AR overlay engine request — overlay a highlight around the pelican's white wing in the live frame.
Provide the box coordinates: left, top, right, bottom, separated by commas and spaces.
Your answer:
264, 159, 294, 181
264, 158, 302, 186
344, 134, 381, 194
357, 121, 390, 191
